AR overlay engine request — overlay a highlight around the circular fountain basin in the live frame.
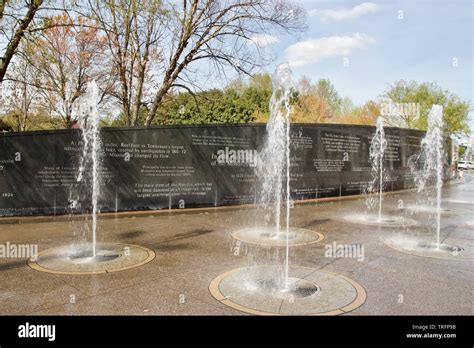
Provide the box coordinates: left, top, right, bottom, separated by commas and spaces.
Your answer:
28, 242, 155, 274
384, 237, 474, 260
232, 227, 324, 247
344, 213, 417, 227
209, 265, 366, 315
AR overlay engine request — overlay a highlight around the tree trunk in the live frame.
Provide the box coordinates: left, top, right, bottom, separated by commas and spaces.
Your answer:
131, 63, 146, 126
0, 0, 43, 82
145, 81, 172, 125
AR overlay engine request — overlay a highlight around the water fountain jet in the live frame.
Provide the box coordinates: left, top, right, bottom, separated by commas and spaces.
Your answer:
411, 105, 445, 246
211, 65, 365, 315
344, 117, 416, 227
27, 82, 156, 274
232, 65, 323, 247
383, 105, 472, 259
76, 81, 101, 258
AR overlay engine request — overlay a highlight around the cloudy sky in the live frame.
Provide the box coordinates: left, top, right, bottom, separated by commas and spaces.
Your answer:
253, 0, 473, 113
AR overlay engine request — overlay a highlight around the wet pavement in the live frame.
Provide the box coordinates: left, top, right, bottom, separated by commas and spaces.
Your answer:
0, 174, 472, 315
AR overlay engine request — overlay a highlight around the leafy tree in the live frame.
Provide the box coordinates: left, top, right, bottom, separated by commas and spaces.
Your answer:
337, 97, 355, 117
0, 109, 63, 131
241, 74, 272, 122
291, 93, 331, 123
336, 100, 380, 125
152, 88, 256, 125
0, 116, 13, 131
315, 78, 342, 114
291, 76, 342, 123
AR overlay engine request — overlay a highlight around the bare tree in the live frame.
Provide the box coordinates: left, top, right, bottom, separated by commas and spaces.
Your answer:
0, 1, 91, 84
86, 0, 167, 126
86, 0, 305, 126
0, 0, 9, 20
22, 14, 108, 128
2, 0, 305, 127
1, 44, 42, 131
0, 0, 44, 83
143, 0, 305, 125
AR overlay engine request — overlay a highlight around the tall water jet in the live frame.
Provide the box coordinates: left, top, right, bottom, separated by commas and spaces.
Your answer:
209, 65, 367, 315
28, 81, 157, 274
236, 64, 321, 282
76, 81, 101, 257
232, 64, 323, 248
344, 117, 417, 227
232, 64, 316, 246
383, 104, 468, 259
369, 116, 387, 222
262, 64, 292, 286
232, 64, 322, 279
256, 63, 292, 241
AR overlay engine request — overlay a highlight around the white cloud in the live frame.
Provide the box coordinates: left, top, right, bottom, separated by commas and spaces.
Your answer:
249, 34, 280, 47
285, 33, 375, 67
309, 2, 379, 21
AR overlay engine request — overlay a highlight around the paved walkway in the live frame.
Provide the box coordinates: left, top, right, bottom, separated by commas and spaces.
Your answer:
0, 175, 472, 315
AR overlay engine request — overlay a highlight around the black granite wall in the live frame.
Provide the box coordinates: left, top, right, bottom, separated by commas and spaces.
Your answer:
0, 124, 425, 216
